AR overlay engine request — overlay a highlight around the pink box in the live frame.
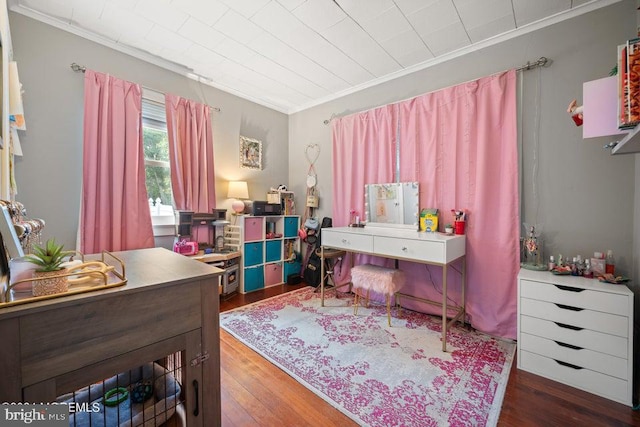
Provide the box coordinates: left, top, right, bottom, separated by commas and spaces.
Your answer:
244, 217, 264, 241
583, 76, 630, 138
264, 263, 283, 286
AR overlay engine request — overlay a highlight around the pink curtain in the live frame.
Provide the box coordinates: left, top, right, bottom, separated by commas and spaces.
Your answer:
331, 104, 398, 282
165, 94, 215, 243
398, 70, 519, 338
80, 70, 154, 254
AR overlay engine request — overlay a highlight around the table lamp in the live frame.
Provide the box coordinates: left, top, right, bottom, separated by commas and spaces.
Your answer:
228, 181, 249, 214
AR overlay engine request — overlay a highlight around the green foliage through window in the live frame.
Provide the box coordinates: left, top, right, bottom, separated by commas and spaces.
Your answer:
142, 120, 173, 208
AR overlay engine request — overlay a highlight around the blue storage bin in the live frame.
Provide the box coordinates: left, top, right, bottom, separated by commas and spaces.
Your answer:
283, 261, 301, 279
244, 242, 263, 267
243, 266, 264, 292
265, 240, 281, 263
283, 217, 299, 238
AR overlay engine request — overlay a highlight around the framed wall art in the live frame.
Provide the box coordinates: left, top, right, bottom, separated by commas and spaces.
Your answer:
239, 135, 262, 170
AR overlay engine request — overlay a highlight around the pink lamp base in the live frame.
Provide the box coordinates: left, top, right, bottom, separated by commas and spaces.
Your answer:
232, 200, 245, 214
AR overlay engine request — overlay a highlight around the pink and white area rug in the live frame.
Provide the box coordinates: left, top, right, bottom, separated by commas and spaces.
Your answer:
220, 287, 515, 427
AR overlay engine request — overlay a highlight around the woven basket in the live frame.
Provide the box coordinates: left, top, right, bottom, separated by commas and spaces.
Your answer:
32, 269, 69, 296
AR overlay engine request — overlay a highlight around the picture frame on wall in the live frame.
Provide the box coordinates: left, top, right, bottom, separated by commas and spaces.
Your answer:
240, 135, 262, 170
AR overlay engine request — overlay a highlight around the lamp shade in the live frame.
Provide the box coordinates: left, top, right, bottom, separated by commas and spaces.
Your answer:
227, 181, 249, 199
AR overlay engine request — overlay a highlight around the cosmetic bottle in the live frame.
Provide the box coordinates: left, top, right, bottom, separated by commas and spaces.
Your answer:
548, 256, 556, 271
605, 250, 615, 275
584, 259, 593, 278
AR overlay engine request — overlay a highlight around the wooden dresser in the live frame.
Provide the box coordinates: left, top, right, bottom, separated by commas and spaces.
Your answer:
0, 247, 223, 426
517, 268, 634, 406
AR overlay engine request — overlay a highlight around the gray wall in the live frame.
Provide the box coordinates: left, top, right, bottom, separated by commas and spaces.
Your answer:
289, 1, 638, 284
9, 12, 289, 251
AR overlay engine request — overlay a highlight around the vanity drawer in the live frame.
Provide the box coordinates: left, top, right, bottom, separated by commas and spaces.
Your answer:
520, 298, 628, 337
322, 230, 373, 253
520, 315, 627, 358
519, 350, 629, 405
373, 236, 445, 263
519, 332, 627, 379
520, 279, 629, 314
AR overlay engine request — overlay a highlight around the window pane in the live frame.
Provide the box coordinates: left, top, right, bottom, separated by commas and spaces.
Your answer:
143, 126, 173, 207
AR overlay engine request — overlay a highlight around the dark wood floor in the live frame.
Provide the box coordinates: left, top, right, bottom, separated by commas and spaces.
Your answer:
219, 284, 640, 426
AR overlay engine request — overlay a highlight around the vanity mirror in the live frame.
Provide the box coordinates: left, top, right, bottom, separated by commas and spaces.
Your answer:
364, 182, 419, 229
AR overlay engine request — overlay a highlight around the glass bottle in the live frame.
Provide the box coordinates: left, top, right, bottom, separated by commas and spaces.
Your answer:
571, 257, 578, 275
548, 255, 556, 271
605, 250, 615, 275
584, 259, 593, 279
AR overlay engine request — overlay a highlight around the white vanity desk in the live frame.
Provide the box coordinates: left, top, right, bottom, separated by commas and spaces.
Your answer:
320, 225, 466, 351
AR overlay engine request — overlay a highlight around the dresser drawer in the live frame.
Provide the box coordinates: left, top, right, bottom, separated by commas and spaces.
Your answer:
520, 298, 628, 337
520, 315, 627, 358
373, 236, 445, 263
322, 230, 373, 253
519, 350, 629, 405
520, 280, 629, 315
519, 332, 627, 379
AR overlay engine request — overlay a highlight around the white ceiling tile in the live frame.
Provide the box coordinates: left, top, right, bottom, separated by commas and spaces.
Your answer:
184, 43, 225, 66
292, 0, 346, 32
466, 14, 515, 43
134, 0, 189, 32
512, 0, 571, 27
334, 0, 395, 22
360, 6, 412, 43
218, 0, 271, 18
214, 9, 264, 45
107, 0, 139, 10
408, 0, 460, 34
420, 21, 470, 56
170, 0, 229, 26
251, 1, 306, 39
394, 0, 439, 16
322, 18, 400, 77
453, 0, 513, 31
214, 37, 328, 99
248, 33, 350, 92
286, 26, 373, 85
275, 0, 307, 11
100, 3, 154, 40
380, 29, 433, 67
19, 0, 74, 22
178, 17, 226, 50
70, 2, 105, 25
145, 25, 193, 52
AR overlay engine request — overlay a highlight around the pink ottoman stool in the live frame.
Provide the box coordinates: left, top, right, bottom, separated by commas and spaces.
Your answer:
351, 264, 405, 326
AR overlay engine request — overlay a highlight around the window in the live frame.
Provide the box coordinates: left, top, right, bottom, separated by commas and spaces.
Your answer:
142, 98, 174, 234
142, 98, 173, 214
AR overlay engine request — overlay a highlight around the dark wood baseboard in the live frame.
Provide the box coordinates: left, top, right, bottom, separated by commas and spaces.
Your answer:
220, 284, 640, 426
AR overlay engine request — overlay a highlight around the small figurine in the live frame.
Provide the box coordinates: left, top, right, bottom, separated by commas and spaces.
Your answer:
567, 99, 583, 126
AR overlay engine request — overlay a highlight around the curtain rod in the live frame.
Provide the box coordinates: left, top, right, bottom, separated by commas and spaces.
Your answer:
70, 63, 222, 113
322, 56, 550, 125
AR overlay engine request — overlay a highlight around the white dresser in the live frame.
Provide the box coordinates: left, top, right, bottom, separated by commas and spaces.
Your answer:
517, 269, 634, 406
320, 226, 466, 351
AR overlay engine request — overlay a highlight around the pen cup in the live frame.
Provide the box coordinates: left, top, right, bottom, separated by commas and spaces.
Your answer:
454, 220, 465, 235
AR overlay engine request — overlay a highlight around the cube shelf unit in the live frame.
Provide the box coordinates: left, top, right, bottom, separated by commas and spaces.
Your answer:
237, 215, 301, 293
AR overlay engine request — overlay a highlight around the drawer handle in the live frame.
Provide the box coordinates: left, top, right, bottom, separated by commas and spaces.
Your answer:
554, 322, 583, 331
342, 239, 348, 244
554, 285, 585, 292
554, 303, 584, 312
401, 246, 408, 251
554, 341, 583, 350
555, 360, 583, 370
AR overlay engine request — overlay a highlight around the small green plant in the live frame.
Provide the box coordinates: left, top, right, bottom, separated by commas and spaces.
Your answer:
24, 238, 75, 272
445, 224, 453, 229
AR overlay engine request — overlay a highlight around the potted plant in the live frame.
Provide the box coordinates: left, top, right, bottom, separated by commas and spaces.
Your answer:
444, 224, 454, 234
25, 238, 75, 296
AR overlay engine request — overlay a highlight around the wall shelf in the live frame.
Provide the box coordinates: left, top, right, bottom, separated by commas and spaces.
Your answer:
611, 124, 640, 154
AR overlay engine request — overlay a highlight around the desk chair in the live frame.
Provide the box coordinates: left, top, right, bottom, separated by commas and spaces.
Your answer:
314, 247, 349, 296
